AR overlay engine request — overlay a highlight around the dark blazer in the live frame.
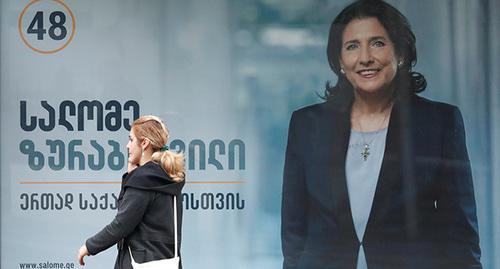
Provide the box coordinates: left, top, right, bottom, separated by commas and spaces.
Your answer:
281, 94, 481, 269
86, 161, 185, 269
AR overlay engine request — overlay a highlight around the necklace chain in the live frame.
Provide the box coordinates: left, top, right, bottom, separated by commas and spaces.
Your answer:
354, 108, 391, 161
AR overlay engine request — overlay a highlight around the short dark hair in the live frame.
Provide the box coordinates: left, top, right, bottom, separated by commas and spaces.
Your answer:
324, 0, 426, 101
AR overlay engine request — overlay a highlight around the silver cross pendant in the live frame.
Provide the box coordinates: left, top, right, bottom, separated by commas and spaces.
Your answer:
361, 144, 370, 161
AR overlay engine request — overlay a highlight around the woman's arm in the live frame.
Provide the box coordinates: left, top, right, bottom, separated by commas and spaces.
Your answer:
437, 107, 482, 268
281, 112, 308, 269
85, 187, 154, 255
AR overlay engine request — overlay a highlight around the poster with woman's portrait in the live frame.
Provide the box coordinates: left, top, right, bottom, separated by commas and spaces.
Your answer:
1, 0, 499, 268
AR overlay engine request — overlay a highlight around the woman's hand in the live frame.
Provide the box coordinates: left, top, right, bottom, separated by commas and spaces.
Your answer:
128, 161, 139, 173
77, 244, 89, 266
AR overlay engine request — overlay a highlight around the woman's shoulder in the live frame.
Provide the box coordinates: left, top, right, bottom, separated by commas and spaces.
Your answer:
411, 94, 462, 117
125, 162, 161, 180
124, 162, 182, 192
291, 101, 333, 121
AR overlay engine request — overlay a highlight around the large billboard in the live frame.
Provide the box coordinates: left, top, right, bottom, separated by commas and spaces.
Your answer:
1, 0, 499, 268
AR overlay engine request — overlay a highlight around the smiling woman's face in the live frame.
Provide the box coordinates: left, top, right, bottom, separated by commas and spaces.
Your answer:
339, 17, 399, 95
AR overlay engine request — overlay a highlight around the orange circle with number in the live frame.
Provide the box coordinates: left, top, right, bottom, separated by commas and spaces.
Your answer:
18, 0, 76, 54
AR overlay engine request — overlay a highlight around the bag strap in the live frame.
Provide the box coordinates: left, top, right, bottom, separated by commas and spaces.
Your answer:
173, 195, 178, 257
128, 195, 178, 262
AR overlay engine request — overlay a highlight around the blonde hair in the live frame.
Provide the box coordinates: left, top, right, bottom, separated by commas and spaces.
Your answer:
132, 115, 185, 182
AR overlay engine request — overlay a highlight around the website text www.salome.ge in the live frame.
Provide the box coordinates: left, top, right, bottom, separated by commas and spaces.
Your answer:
19, 261, 75, 269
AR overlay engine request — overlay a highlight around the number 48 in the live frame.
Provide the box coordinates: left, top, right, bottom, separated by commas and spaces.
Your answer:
27, 11, 67, 40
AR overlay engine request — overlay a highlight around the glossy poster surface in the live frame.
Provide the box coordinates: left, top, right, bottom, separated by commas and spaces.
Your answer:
1, 0, 499, 268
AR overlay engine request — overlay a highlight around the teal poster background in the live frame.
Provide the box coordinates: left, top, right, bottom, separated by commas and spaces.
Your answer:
1, 0, 500, 268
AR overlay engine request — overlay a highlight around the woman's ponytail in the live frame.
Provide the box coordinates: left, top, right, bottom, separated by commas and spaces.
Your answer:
152, 150, 185, 182
132, 115, 186, 182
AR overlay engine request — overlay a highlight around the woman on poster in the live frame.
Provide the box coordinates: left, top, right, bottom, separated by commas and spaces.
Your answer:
281, 1, 482, 268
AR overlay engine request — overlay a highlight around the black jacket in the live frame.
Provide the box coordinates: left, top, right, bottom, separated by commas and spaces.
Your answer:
281, 94, 481, 269
86, 161, 185, 269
